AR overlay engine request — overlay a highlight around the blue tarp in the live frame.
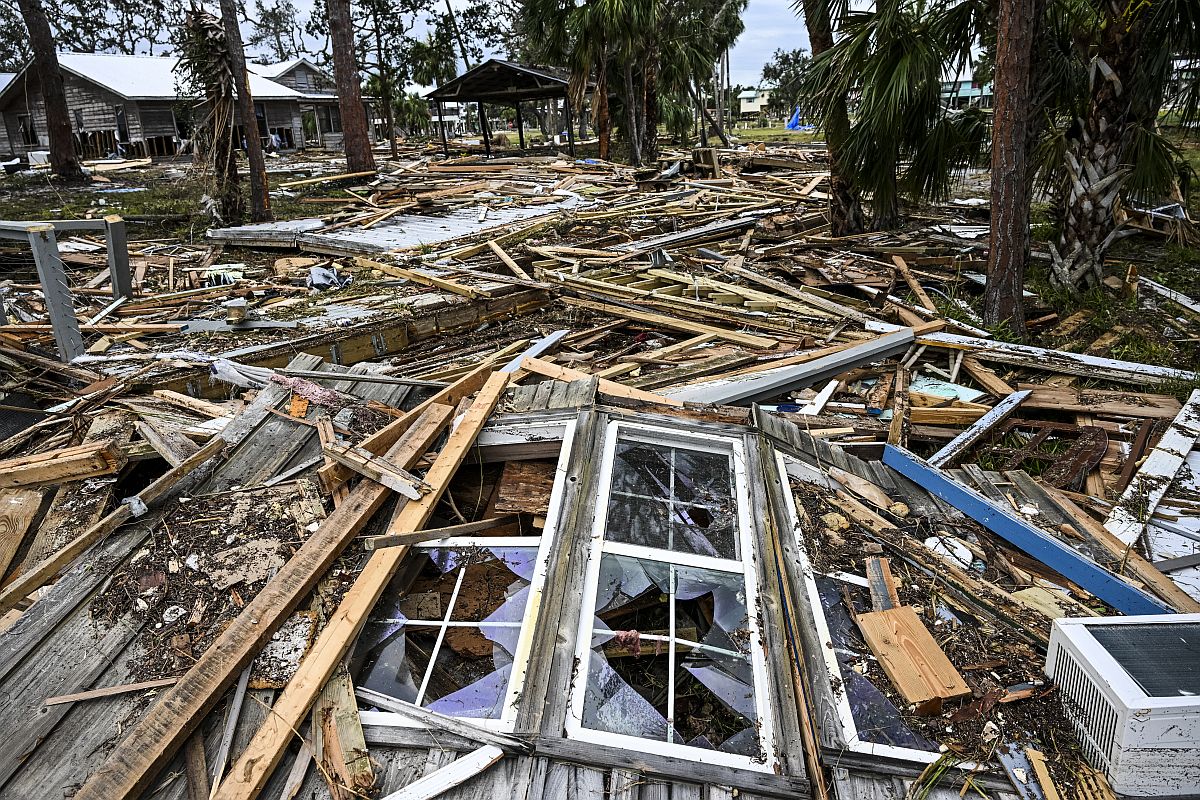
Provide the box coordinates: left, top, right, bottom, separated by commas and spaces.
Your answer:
786, 107, 801, 130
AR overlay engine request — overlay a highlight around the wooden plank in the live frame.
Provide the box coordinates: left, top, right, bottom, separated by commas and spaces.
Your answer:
135, 419, 201, 466
1018, 384, 1183, 419
928, 390, 1031, 468
961, 356, 1014, 397
1105, 389, 1200, 546
493, 460, 555, 515
210, 373, 510, 800
854, 606, 971, 706
561, 296, 779, 349
0, 440, 126, 488
44, 676, 178, 705
319, 362, 495, 490
865, 557, 901, 611
316, 664, 374, 798
363, 515, 519, 550
521, 356, 683, 407
0, 436, 225, 616
488, 240, 532, 280
69, 403, 455, 800
378, 745, 503, 800
887, 366, 909, 447
0, 489, 41, 580
891, 256, 937, 313
183, 734, 210, 800
321, 444, 428, 499
358, 258, 491, 300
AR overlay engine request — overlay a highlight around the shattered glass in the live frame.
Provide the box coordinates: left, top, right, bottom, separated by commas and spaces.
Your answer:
355, 546, 536, 720
606, 439, 738, 559
816, 576, 938, 751
582, 553, 762, 756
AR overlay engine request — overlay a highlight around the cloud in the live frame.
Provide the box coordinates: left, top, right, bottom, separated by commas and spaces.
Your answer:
729, 0, 810, 87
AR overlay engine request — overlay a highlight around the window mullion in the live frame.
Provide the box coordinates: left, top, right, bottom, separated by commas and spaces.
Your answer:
415, 565, 467, 705
667, 563, 677, 744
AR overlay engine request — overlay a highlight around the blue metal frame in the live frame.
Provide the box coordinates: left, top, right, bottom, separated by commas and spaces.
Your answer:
882, 445, 1173, 616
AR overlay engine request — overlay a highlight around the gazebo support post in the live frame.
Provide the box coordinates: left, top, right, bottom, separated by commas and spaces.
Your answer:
564, 98, 576, 157
515, 101, 525, 150
436, 101, 448, 158
478, 101, 491, 158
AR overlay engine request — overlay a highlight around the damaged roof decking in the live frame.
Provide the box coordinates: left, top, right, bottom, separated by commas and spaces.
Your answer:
2, 146, 1200, 800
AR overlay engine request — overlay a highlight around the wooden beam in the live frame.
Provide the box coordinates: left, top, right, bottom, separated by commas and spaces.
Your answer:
0, 436, 225, 616
0, 440, 126, 489
211, 373, 510, 800
379, 745, 504, 800
487, 240, 532, 280
321, 444, 429, 499
891, 256, 937, 313
561, 296, 780, 349
1018, 384, 1183, 419
887, 366, 909, 447
69, 403, 455, 800
357, 258, 491, 300
319, 362, 495, 491
1104, 389, 1200, 546
44, 677, 178, 706
316, 664, 374, 798
363, 515, 519, 550
520, 356, 683, 407
960, 356, 1014, 397
928, 390, 1031, 468
0, 489, 41, 581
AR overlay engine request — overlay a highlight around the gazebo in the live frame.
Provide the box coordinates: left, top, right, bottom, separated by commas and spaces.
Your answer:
425, 59, 592, 158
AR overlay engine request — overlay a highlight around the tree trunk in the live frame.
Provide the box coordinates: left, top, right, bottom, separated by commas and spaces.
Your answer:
374, 21, 398, 160
16, 0, 84, 180
444, 0, 473, 70
688, 82, 731, 147
1051, 18, 1140, 291
642, 50, 659, 164
799, 0, 864, 237
219, 0, 271, 222
327, 0, 376, 173
984, 0, 1045, 337
595, 54, 611, 161
623, 62, 641, 165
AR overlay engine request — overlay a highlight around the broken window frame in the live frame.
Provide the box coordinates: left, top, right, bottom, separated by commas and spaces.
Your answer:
564, 420, 781, 773
774, 450, 979, 767
358, 418, 578, 734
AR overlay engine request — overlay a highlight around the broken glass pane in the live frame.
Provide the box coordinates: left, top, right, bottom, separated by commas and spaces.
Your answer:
582, 553, 762, 754
355, 546, 537, 721
606, 436, 738, 559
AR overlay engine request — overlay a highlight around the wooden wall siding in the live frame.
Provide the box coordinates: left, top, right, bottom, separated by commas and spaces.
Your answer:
138, 104, 178, 138
274, 63, 335, 94
0, 72, 145, 155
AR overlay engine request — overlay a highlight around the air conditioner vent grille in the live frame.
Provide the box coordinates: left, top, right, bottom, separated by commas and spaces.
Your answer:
1053, 646, 1118, 771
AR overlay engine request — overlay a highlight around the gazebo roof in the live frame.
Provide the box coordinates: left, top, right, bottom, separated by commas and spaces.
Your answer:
425, 59, 590, 103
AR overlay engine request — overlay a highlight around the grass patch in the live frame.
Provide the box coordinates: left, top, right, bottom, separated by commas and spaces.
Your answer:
730, 126, 823, 144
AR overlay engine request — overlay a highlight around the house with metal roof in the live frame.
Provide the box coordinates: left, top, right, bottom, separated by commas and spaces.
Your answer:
0, 52, 322, 160
253, 57, 349, 149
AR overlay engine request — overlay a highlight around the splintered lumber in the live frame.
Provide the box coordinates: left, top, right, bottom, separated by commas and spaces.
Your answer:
883, 445, 1174, 616
355, 686, 528, 751
520, 356, 683, 407
321, 443, 429, 499
356, 258, 490, 300
278, 170, 377, 188
494, 460, 556, 515
919, 331, 1197, 384
363, 515, 519, 550
1043, 485, 1200, 613
1018, 384, 1183, 419
667, 329, 914, 406
69, 403, 455, 800
379, 745, 504, 800
44, 677, 178, 706
135, 419, 200, 467
928, 390, 1031, 468
319, 362, 495, 491
891, 256, 937, 313
0, 436, 225, 616
887, 365, 910, 447
561, 296, 780, 349
315, 664, 374, 798
210, 373, 510, 800
854, 605, 970, 706
0, 440, 126, 489
0, 489, 42, 579
961, 356, 1014, 397
1104, 389, 1200, 546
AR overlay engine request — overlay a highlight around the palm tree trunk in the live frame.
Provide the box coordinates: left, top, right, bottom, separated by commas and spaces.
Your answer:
328, 0, 376, 173
219, 0, 272, 222
984, 0, 1045, 338
643, 52, 659, 164
624, 62, 641, 165
595, 55, 612, 160
688, 82, 731, 147
799, 0, 864, 237
1051, 20, 1141, 290
16, 0, 84, 180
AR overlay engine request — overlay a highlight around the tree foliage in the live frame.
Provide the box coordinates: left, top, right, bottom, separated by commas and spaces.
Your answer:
760, 48, 812, 117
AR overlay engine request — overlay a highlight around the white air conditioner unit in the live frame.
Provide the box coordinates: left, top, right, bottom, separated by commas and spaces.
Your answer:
1045, 615, 1200, 797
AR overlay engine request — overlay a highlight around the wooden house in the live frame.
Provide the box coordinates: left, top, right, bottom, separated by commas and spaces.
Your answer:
0, 52, 309, 160
253, 57, 347, 150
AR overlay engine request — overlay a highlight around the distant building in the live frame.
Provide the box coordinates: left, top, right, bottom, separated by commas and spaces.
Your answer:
940, 76, 993, 110
0, 52, 354, 160
253, 57, 346, 149
738, 88, 773, 117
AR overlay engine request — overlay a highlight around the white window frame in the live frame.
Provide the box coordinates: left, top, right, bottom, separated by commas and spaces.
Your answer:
564, 420, 780, 773
359, 419, 577, 734
775, 450, 984, 768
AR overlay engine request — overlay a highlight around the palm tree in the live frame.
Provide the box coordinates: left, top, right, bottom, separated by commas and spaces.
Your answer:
1046, 0, 1200, 290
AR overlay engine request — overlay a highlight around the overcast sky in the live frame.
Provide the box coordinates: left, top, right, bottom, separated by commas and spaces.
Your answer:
728, 0, 810, 88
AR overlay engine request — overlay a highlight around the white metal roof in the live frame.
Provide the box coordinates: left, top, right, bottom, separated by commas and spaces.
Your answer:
0, 73, 14, 95
253, 57, 328, 79
53, 52, 303, 101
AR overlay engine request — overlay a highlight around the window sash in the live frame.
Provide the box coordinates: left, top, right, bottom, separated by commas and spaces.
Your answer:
565, 421, 779, 773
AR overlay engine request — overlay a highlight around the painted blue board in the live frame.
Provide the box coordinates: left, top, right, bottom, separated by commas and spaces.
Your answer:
882, 445, 1174, 616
